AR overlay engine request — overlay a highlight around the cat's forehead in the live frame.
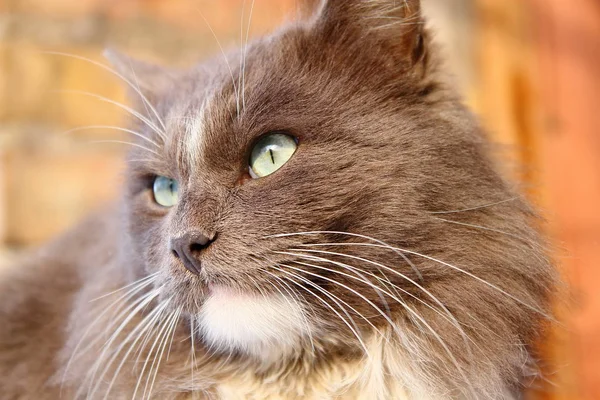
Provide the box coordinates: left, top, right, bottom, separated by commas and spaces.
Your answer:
157, 39, 309, 172
152, 22, 414, 175
164, 90, 214, 168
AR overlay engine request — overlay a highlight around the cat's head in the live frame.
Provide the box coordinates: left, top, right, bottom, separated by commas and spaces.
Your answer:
108, 0, 553, 392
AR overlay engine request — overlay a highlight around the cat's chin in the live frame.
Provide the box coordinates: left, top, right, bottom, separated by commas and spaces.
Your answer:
195, 286, 312, 363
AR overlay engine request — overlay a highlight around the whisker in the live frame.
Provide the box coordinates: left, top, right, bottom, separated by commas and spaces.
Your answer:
285, 252, 476, 352
133, 303, 176, 400
89, 140, 160, 156
278, 249, 471, 345
242, 0, 256, 112
44, 51, 168, 138
132, 304, 169, 371
62, 275, 157, 392
166, 309, 182, 362
146, 309, 181, 400
259, 269, 317, 355
432, 217, 538, 244
270, 265, 371, 358
90, 273, 159, 303
190, 318, 196, 392
428, 197, 519, 215
264, 231, 422, 280
193, 7, 240, 117
275, 258, 476, 395
127, 159, 157, 164
99, 299, 171, 400
267, 231, 551, 320
85, 288, 162, 399
57, 90, 166, 141
237, 0, 246, 119
272, 263, 476, 393
282, 258, 404, 327
285, 263, 389, 343
274, 262, 397, 353
63, 125, 161, 149
295, 242, 553, 320
126, 58, 168, 136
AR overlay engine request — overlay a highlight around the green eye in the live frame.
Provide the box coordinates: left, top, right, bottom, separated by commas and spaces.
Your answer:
249, 133, 297, 178
153, 176, 179, 207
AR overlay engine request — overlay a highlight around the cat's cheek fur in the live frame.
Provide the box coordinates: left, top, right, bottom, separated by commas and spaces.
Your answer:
196, 289, 311, 362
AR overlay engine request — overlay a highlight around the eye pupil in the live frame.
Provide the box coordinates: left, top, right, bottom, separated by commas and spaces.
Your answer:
249, 133, 297, 178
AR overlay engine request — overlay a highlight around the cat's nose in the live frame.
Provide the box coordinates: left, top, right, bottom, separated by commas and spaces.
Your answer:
170, 232, 214, 275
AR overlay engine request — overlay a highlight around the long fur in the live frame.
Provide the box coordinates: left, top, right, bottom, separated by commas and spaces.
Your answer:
0, 1, 556, 399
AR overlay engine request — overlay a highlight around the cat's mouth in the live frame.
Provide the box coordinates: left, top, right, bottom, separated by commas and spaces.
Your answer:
162, 269, 263, 316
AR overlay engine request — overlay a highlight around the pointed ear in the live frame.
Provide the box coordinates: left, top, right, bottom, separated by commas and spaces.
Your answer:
314, 0, 426, 70
103, 48, 177, 107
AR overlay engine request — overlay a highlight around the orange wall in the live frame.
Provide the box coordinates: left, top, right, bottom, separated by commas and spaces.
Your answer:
530, 0, 600, 398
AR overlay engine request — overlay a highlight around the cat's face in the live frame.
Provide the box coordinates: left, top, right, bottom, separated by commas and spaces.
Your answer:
115, 0, 551, 377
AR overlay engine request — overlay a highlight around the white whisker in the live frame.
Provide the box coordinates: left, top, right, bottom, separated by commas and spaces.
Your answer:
166, 309, 182, 362
99, 300, 171, 400
134, 302, 176, 400
428, 197, 519, 214
90, 273, 159, 303
264, 231, 422, 280
44, 51, 168, 138
62, 275, 157, 393
279, 248, 469, 337
85, 288, 161, 399
295, 242, 552, 319
190, 318, 196, 392
267, 231, 551, 319
270, 265, 371, 357
260, 270, 317, 355
237, 0, 246, 119
63, 125, 161, 148
90, 140, 160, 156
242, 0, 256, 112
433, 217, 538, 244
146, 309, 181, 400
275, 259, 476, 395
285, 251, 475, 351
127, 58, 167, 135
274, 263, 396, 355
193, 7, 240, 117
57, 90, 166, 141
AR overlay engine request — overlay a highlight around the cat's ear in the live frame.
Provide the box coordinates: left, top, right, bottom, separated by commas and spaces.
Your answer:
103, 48, 177, 107
313, 0, 426, 70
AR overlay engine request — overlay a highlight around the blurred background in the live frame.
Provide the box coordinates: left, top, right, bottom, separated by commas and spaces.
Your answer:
0, 0, 598, 398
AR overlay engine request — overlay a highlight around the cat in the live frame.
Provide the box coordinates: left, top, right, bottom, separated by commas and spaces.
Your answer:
0, 0, 557, 399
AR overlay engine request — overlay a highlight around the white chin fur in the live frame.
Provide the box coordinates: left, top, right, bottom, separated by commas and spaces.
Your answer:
197, 288, 311, 362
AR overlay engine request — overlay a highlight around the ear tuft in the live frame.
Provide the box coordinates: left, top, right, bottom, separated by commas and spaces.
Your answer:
314, 0, 426, 69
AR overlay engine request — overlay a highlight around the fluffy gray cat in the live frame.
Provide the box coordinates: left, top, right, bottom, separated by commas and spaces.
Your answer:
0, 1, 556, 398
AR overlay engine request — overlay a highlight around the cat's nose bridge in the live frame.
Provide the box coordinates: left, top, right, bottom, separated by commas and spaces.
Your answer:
175, 187, 223, 229
170, 231, 215, 275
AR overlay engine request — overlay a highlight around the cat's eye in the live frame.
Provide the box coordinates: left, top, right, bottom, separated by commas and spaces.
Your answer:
152, 176, 179, 207
249, 133, 297, 178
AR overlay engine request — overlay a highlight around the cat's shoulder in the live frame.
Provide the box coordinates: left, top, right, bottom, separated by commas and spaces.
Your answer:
0, 205, 121, 398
